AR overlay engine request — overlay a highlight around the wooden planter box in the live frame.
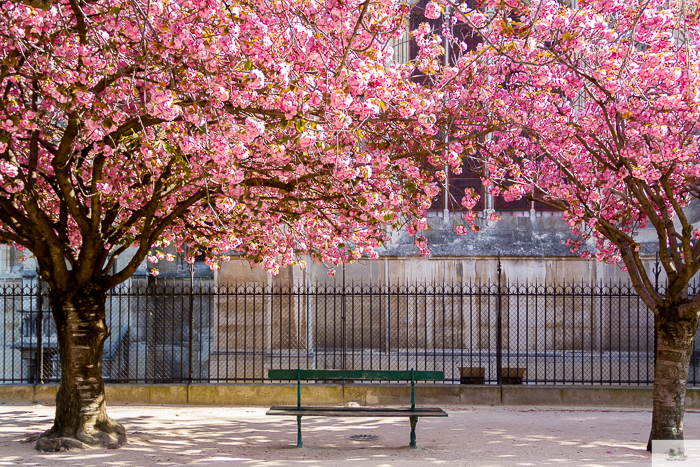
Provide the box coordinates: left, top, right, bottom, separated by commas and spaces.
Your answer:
501, 367, 526, 385
459, 367, 485, 385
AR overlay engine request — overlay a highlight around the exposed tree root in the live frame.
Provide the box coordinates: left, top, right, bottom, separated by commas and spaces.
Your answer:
29, 418, 127, 452
35, 436, 92, 452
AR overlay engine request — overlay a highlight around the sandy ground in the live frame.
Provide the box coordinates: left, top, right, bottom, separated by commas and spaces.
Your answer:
2, 403, 697, 466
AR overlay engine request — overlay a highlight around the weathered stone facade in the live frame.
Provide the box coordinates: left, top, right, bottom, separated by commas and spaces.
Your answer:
209, 207, 677, 382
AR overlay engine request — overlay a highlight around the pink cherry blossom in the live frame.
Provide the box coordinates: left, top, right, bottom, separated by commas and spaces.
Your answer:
424, 1, 442, 20
0, 161, 18, 178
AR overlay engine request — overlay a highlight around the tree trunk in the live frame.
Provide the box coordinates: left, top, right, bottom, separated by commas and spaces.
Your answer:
647, 309, 699, 452
33, 286, 126, 451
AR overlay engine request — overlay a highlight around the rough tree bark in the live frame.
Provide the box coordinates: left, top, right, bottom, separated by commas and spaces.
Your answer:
647, 308, 699, 452
32, 284, 127, 451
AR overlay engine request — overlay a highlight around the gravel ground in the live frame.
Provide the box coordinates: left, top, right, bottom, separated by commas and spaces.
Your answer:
1, 403, 696, 466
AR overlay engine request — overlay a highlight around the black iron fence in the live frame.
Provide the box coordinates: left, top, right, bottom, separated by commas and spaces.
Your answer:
2, 278, 699, 385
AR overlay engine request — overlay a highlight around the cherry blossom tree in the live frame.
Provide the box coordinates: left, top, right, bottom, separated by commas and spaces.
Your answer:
0, 0, 469, 450
430, 0, 700, 449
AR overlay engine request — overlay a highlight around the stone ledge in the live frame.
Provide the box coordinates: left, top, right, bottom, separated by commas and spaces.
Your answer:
0, 384, 34, 403
1, 384, 695, 409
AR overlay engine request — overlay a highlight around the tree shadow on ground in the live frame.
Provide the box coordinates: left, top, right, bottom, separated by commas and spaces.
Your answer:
0, 407, 433, 466
0, 405, 658, 466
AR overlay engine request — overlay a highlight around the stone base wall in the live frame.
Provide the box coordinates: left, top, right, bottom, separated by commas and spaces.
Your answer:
4, 383, 700, 409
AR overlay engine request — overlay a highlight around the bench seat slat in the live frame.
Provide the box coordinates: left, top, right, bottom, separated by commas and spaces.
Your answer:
267, 369, 443, 381
267, 406, 447, 417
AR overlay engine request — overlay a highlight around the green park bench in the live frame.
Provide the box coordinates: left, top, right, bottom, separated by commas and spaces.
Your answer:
266, 368, 448, 449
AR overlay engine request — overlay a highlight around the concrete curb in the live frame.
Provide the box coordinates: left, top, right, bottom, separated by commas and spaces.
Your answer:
2, 384, 696, 408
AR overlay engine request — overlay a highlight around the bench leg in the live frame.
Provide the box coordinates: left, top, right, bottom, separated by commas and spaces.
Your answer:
409, 416, 417, 449
297, 415, 303, 448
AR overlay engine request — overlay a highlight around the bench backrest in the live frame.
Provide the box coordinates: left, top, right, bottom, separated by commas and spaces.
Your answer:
268, 368, 444, 410
267, 369, 443, 382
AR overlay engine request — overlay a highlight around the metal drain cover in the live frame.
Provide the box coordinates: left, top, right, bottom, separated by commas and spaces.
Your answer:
348, 434, 379, 441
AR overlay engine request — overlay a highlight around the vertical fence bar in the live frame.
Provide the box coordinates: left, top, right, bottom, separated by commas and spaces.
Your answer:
588, 283, 593, 385
226, 282, 231, 383
253, 282, 257, 382
286, 282, 291, 376
424, 283, 428, 373
561, 283, 567, 383
412, 281, 415, 372
653, 255, 660, 385
243, 282, 247, 381
474, 280, 478, 382
169, 282, 175, 383
386, 282, 390, 372
2, 282, 5, 383
451, 282, 455, 383
188, 270, 195, 383
608, 281, 613, 385
616, 281, 621, 384
441, 281, 446, 377
332, 280, 336, 370
384, 261, 389, 361
342, 265, 346, 371
2, 282, 5, 382
308, 273, 314, 370
461, 281, 465, 382
496, 255, 502, 388
117, 285, 123, 382
14, 281, 19, 383
36, 281, 44, 385
205, 279, 211, 379
314, 283, 320, 371
554, 281, 558, 384
323, 284, 328, 370
136, 282, 141, 383
511, 286, 516, 386
262, 283, 266, 382
627, 285, 631, 384
543, 280, 548, 384
370, 283, 374, 371
278, 285, 292, 376
582, 282, 586, 384
528, 282, 533, 384
600, 282, 604, 385
361, 281, 365, 371
297, 282, 301, 373
532, 281, 537, 384
234, 281, 239, 381
149, 279, 156, 383
481, 280, 486, 382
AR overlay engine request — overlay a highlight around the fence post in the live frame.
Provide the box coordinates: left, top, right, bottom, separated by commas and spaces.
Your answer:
308, 261, 315, 370
496, 253, 503, 391
145, 278, 155, 382
36, 279, 44, 385
188, 263, 195, 384
652, 253, 661, 381
341, 264, 347, 370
